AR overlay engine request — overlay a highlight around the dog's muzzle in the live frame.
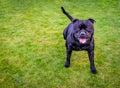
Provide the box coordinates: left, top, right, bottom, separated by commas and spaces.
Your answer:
79, 32, 88, 44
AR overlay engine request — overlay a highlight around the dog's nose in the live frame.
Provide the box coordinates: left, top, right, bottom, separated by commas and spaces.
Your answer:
80, 32, 85, 36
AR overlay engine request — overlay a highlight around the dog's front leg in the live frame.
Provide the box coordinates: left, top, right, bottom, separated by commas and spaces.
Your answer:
88, 50, 97, 74
65, 48, 72, 68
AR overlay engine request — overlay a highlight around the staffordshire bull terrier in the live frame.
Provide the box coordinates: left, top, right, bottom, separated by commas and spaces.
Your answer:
61, 7, 97, 74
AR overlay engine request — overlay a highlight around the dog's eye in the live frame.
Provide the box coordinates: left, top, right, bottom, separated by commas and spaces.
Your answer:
86, 28, 91, 32
78, 28, 82, 30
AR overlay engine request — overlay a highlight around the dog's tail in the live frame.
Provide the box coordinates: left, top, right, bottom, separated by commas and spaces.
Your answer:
61, 7, 74, 21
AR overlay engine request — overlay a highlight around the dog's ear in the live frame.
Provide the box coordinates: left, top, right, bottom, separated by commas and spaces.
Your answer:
88, 18, 96, 24
72, 19, 79, 23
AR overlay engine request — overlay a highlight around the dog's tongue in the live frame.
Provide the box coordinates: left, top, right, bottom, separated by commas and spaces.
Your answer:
79, 38, 87, 43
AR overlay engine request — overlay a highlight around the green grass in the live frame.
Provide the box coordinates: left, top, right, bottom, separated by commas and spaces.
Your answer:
0, 0, 120, 88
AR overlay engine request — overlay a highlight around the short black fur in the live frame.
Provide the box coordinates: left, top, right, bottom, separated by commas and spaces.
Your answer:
61, 7, 97, 74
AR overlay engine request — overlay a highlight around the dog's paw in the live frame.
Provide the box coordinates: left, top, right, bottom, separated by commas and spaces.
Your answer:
64, 62, 70, 68
91, 69, 97, 74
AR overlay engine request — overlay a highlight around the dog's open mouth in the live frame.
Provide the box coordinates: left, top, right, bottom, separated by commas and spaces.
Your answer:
79, 38, 88, 44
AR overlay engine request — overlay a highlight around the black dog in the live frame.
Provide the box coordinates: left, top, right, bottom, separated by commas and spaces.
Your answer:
61, 7, 97, 74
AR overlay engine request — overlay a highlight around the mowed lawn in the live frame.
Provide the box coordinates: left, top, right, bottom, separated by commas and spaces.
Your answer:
0, 0, 120, 88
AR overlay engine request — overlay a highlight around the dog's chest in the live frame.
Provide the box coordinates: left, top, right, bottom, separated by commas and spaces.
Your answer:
72, 44, 89, 51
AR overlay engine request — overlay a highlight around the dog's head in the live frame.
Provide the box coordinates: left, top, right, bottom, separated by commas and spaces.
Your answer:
72, 18, 95, 44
